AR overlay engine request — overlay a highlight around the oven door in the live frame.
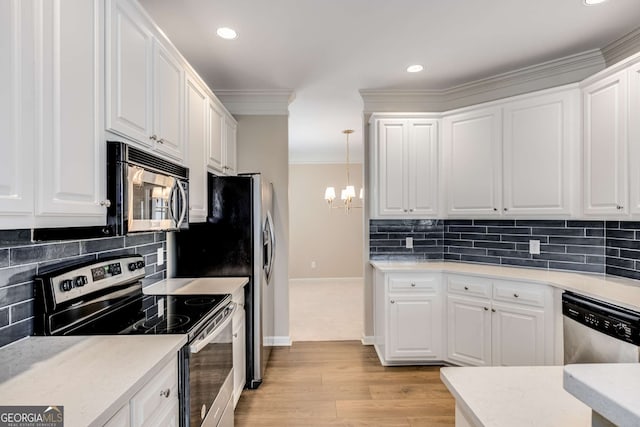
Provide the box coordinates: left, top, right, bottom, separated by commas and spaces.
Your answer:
182, 303, 235, 427
127, 165, 187, 233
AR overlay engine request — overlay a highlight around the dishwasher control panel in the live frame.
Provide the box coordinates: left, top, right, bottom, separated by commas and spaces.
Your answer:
562, 292, 640, 346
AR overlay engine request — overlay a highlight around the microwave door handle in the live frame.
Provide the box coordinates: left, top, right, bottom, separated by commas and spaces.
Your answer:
167, 182, 178, 222
189, 303, 236, 354
176, 181, 187, 228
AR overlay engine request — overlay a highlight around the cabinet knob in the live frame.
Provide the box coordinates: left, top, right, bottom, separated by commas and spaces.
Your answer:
491, 308, 496, 313
157, 138, 164, 144
513, 293, 519, 298
411, 283, 416, 287
390, 300, 395, 304
403, 209, 408, 212
233, 333, 238, 338
409, 209, 414, 212
160, 388, 171, 398
503, 208, 508, 212
617, 205, 623, 210
484, 307, 489, 311
464, 286, 469, 291
493, 208, 498, 211
99, 199, 111, 207
150, 134, 158, 141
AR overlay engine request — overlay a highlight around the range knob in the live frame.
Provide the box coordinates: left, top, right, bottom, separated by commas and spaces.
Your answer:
136, 260, 145, 269
128, 262, 138, 272
60, 279, 74, 292
614, 323, 628, 337
74, 275, 88, 287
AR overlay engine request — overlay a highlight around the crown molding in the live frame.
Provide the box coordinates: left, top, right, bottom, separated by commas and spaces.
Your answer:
602, 26, 640, 68
215, 90, 295, 116
360, 49, 605, 113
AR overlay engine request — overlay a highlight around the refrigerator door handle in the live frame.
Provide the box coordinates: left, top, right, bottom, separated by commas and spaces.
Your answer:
263, 211, 275, 283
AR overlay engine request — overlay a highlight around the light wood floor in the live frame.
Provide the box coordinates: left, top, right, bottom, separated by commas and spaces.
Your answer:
234, 341, 456, 426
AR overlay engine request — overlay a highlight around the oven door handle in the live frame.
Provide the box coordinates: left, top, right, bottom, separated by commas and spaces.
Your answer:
189, 303, 236, 354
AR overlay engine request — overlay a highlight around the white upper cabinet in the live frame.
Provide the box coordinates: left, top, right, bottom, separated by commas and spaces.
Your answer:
106, 0, 184, 162
224, 117, 238, 176
502, 90, 578, 216
583, 70, 628, 217
627, 61, 640, 215
36, 0, 107, 226
371, 115, 438, 218
206, 99, 225, 173
0, 0, 34, 228
185, 73, 208, 223
443, 107, 502, 216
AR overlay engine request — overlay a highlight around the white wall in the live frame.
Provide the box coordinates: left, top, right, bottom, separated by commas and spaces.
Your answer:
289, 163, 363, 279
235, 115, 290, 341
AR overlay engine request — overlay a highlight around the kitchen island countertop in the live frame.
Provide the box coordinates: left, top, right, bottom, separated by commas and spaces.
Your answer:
0, 335, 186, 426
441, 365, 591, 427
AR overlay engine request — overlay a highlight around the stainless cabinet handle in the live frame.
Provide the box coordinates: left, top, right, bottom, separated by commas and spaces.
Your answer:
411, 283, 416, 287
409, 209, 414, 212
493, 208, 498, 211
484, 307, 489, 311
464, 286, 469, 291
99, 200, 111, 207
503, 208, 508, 212
403, 209, 408, 212
491, 308, 496, 313
513, 293, 519, 298
390, 300, 395, 304
160, 388, 171, 398
617, 205, 623, 210
157, 138, 164, 144
150, 134, 157, 141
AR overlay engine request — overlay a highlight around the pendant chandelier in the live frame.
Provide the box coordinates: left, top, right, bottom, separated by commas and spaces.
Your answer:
324, 129, 363, 213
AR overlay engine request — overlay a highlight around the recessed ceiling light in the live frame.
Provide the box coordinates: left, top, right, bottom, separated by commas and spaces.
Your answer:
407, 65, 424, 73
583, 0, 607, 5
216, 27, 237, 40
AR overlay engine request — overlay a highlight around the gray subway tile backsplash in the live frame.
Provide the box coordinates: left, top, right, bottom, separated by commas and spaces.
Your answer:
0, 231, 167, 348
370, 218, 640, 280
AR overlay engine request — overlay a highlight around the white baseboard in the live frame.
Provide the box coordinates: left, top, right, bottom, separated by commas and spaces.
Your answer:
361, 335, 374, 345
268, 336, 292, 346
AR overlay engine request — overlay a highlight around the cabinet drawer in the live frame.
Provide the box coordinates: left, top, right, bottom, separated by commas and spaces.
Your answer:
388, 274, 439, 292
492, 280, 547, 307
447, 274, 491, 299
131, 356, 178, 427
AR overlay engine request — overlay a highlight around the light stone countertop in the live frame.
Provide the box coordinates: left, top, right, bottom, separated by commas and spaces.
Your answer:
0, 335, 186, 426
143, 277, 248, 296
564, 363, 640, 427
441, 366, 591, 427
370, 260, 640, 311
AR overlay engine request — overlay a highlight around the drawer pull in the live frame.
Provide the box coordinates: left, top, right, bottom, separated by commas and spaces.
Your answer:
491, 308, 496, 313
411, 283, 416, 287
233, 333, 238, 338
484, 307, 488, 311
464, 286, 469, 291
160, 388, 171, 398
513, 293, 519, 298
390, 300, 395, 304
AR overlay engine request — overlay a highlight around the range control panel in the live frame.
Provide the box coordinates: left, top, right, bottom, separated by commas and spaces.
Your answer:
48, 255, 146, 305
562, 292, 640, 346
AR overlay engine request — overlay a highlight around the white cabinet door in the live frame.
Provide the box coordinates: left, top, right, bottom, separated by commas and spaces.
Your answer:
130, 356, 178, 427
444, 108, 502, 216
36, 0, 106, 225
502, 90, 577, 216
185, 74, 208, 222
0, 0, 34, 227
628, 62, 640, 215
153, 41, 183, 161
207, 99, 225, 173
224, 116, 237, 175
447, 295, 491, 366
388, 294, 441, 360
407, 120, 438, 215
377, 119, 406, 216
583, 70, 628, 216
106, 0, 153, 146
491, 302, 545, 366
232, 308, 246, 407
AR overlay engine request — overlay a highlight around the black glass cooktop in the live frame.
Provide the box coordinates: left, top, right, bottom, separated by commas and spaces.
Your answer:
65, 294, 230, 337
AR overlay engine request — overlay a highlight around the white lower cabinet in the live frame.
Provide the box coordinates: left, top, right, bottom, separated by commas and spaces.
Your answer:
103, 355, 178, 427
446, 274, 554, 367
373, 271, 443, 365
232, 285, 246, 407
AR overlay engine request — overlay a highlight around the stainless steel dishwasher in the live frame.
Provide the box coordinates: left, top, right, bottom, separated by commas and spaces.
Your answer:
563, 291, 640, 364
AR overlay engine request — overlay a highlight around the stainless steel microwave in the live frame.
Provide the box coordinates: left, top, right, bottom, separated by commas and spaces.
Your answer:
107, 141, 189, 235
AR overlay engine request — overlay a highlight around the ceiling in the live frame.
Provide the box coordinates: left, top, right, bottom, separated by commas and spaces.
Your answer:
139, 0, 640, 164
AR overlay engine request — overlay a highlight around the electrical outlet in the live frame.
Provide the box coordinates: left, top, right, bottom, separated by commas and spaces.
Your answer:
158, 298, 164, 317
157, 247, 164, 266
311, 261, 316, 269
529, 240, 540, 255
406, 237, 413, 249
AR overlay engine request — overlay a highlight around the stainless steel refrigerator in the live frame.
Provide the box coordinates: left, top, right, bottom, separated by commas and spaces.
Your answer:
168, 173, 275, 389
